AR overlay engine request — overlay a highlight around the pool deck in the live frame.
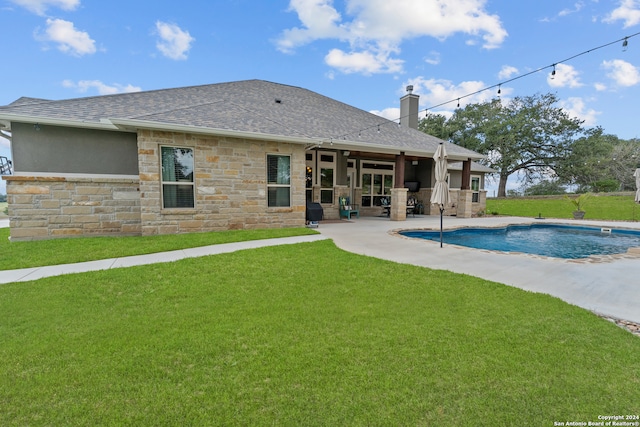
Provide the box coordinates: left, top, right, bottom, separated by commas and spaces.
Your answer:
315, 215, 640, 324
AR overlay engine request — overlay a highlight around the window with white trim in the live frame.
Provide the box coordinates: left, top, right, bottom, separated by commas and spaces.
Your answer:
319, 153, 335, 204
267, 154, 291, 207
305, 152, 314, 202
360, 162, 394, 207
161, 146, 195, 208
471, 175, 480, 203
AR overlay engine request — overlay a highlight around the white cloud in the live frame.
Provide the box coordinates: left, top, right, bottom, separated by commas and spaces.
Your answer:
277, 0, 349, 53
558, 2, 584, 17
498, 65, 518, 80
404, 76, 499, 112
277, 0, 507, 74
62, 79, 142, 95
547, 63, 583, 88
594, 82, 608, 91
369, 107, 400, 121
39, 18, 96, 56
325, 47, 403, 74
155, 21, 195, 60
558, 97, 599, 126
603, 0, 640, 27
424, 51, 441, 65
9, 0, 79, 16
602, 59, 640, 86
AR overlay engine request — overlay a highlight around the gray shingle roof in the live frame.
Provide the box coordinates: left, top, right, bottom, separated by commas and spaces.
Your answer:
0, 80, 483, 160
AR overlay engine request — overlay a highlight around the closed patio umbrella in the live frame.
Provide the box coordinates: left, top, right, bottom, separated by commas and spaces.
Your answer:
430, 142, 450, 247
634, 167, 640, 203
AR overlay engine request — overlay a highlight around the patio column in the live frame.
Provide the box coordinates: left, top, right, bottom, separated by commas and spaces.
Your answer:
391, 152, 407, 221
461, 159, 471, 190
395, 152, 405, 189
390, 187, 408, 221
457, 158, 473, 218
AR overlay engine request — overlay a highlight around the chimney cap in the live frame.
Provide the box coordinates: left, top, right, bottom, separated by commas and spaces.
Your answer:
406, 85, 414, 94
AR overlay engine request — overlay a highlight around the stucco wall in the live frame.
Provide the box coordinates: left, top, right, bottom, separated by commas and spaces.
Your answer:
11, 122, 139, 175
137, 130, 306, 235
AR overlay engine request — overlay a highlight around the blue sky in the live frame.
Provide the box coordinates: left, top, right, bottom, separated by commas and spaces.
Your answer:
2, 0, 640, 195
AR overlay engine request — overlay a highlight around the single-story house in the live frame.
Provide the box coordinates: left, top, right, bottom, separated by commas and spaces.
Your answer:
0, 80, 490, 241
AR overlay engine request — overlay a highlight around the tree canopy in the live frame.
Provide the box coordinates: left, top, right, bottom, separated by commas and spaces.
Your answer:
420, 93, 586, 197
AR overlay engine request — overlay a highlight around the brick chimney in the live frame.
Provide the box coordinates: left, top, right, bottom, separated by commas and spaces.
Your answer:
400, 85, 419, 130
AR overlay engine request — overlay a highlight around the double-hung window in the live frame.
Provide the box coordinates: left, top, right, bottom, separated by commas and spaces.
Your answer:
471, 175, 480, 203
267, 154, 291, 207
161, 146, 195, 208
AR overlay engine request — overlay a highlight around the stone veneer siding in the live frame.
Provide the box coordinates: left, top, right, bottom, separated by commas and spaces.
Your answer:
137, 130, 306, 235
5, 176, 141, 241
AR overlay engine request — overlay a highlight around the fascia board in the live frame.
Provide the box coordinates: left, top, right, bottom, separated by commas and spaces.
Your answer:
0, 113, 121, 131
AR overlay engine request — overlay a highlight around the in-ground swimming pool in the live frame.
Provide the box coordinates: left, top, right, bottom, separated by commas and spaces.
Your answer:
400, 223, 640, 259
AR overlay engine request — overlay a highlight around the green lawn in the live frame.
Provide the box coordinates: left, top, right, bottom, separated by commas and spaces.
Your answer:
0, 227, 317, 270
486, 193, 640, 221
1, 239, 639, 426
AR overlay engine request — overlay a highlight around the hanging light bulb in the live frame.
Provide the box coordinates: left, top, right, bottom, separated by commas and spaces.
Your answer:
497, 84, 501, 95
623, 37, 628, 51
551, 64, 556, 79
457, 98, 460, 108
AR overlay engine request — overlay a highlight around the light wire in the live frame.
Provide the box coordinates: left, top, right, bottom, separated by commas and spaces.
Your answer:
329, 32, 640, 142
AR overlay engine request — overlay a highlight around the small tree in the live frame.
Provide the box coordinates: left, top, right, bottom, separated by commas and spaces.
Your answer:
523, 180, 566, 196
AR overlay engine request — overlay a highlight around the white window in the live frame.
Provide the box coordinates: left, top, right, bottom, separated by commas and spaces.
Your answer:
471, 175, 480, 203
319, 153, 335, 204
267, 154, 291, 207
305, 151, 314, 202
161, 146, 195, 208
360, 162, 394, 207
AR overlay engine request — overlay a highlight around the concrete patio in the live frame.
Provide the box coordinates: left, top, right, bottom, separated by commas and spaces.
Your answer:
316, 215, 640, 324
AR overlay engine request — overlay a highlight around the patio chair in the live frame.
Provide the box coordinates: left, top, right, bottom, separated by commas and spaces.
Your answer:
339, 197, 359, 220
407, 196, 417, 217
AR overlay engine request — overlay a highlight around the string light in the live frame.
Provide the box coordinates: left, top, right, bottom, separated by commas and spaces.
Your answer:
323, 32, 640, 143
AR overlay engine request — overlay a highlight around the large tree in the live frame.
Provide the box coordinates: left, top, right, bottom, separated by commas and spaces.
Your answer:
554, 128, 616, 190
420, 93, 586, 197
555, 130, 640, 191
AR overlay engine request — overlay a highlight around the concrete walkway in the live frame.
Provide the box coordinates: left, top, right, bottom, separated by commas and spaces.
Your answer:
2, 215, 640, 323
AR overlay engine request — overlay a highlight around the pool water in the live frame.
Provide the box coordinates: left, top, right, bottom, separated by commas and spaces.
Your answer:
400, 223, 640, 259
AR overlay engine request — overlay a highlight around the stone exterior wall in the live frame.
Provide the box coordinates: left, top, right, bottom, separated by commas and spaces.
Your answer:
137, 130, 306, 235
5, 176, 140, 241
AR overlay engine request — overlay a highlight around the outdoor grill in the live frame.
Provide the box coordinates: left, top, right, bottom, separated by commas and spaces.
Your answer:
306, 202, 323, 227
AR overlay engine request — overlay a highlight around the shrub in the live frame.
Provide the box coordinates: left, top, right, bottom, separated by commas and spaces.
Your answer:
592, 179, 619, 193
523, 180, 567, 196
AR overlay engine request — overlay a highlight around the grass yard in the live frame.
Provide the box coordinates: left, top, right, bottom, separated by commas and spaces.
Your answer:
1, 240, 639, 425
0, 227, 317, 270
486, 193, 640, 221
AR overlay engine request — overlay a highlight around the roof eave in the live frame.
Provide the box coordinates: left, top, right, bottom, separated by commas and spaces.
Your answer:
0, 113, 485, 161
0, 113, 120, 131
